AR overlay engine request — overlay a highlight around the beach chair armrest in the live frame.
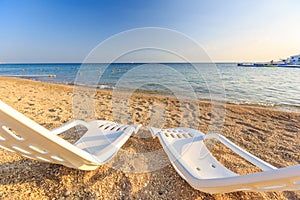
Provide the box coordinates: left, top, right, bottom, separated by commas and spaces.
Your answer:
50, 120, 90, 135
203, 133, 277, 171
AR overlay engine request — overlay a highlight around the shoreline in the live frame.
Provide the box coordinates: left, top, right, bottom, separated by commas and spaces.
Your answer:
2, 75, 300, 114
0, 76, 299, 199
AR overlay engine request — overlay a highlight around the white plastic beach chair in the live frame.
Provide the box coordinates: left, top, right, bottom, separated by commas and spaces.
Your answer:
149, 126, 300, 194
0, 100, 141, 170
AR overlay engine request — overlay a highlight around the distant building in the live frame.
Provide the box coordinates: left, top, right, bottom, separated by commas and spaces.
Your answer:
289, 54, 300, 64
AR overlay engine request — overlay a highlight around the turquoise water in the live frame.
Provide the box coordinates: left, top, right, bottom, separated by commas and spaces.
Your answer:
0, 63, 299, 112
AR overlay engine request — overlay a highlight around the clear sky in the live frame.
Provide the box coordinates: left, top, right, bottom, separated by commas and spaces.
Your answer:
0, 0, 300, 63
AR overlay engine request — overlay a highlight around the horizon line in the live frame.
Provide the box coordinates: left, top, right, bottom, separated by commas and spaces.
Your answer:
0, 61, 241, 64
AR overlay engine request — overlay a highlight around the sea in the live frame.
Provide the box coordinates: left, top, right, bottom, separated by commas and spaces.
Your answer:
0, 63, 299, 113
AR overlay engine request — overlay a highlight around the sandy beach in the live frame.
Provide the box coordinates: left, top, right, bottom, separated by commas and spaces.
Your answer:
0, 76, 299, 200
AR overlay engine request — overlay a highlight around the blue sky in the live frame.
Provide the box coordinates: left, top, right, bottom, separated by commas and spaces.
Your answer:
0, 0, 300, 63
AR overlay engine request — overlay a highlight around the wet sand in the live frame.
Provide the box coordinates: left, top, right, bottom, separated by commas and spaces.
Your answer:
0, 76, 299, 199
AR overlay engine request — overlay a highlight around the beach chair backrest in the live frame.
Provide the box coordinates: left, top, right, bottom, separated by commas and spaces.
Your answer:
0, 100, 98, 170
149, 126, 300, 193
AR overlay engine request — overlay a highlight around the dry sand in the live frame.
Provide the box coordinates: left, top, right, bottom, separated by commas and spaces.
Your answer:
0, 76, 299, 199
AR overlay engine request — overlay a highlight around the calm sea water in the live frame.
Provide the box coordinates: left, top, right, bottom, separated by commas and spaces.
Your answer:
0, 63, 299, 112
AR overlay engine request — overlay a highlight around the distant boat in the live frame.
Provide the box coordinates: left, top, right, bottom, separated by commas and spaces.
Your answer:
237, 63, 256, 67
238, 54, 300, 68
237, 63, 269, 67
